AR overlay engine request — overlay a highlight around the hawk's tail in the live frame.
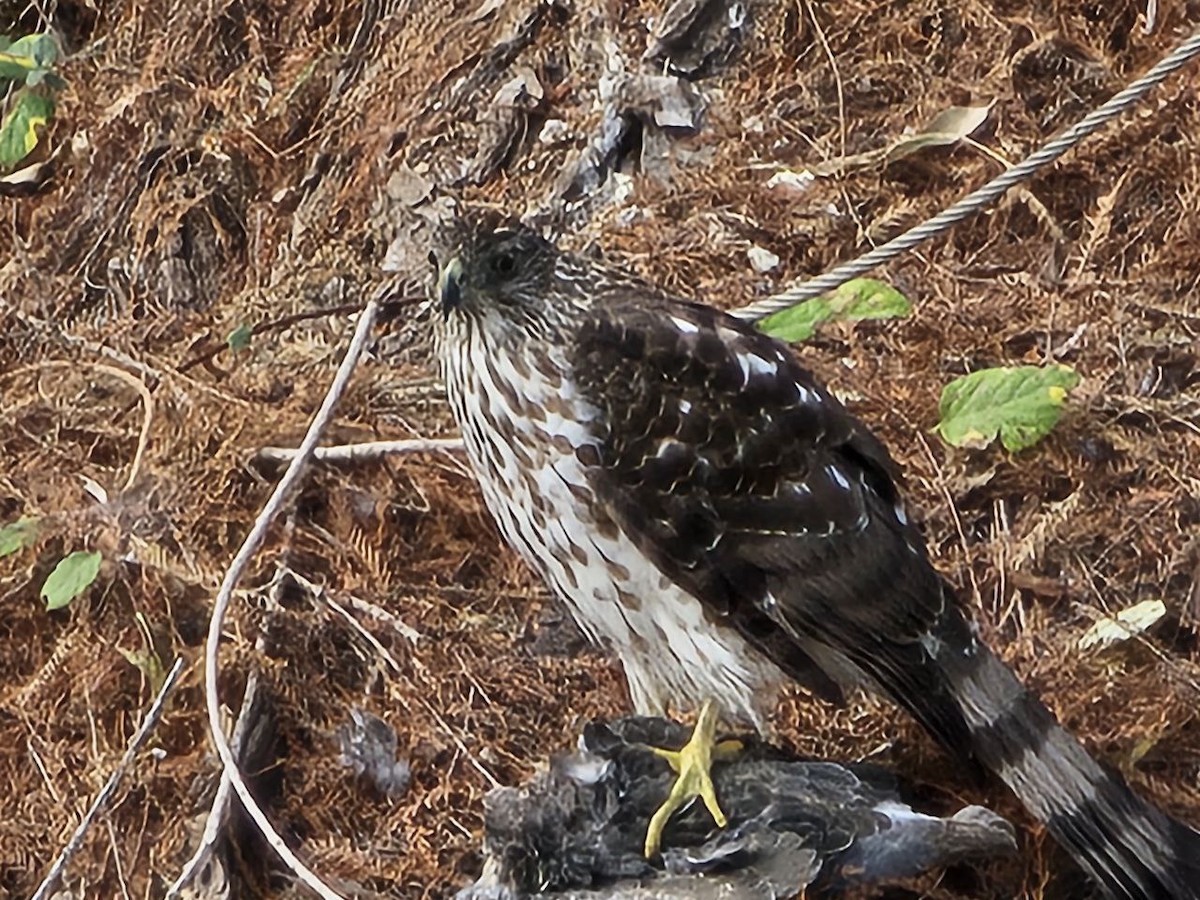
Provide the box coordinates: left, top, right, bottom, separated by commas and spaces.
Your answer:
924, 607, 1200, 900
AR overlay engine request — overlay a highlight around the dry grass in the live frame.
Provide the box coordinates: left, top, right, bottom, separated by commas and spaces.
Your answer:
1, 0, 1198, 897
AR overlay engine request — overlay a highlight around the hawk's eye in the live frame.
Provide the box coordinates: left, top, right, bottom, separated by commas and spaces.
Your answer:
491, 252, 517, 278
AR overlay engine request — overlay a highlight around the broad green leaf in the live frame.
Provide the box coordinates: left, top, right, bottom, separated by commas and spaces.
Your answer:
833, 279, 912, 322
41, 550, 102, 610
227, 323, 253, 352
6, 33, 58, 67
1078, 599, 1167, 651
0, 33, 58, 82
759, 296, 833, 342
0, 58, 29, 80
0, 90, 55, 169
0, 517, 39, 557
759, 278, 912, 342
936, 364, 1080, 452
39, 71, 66, 91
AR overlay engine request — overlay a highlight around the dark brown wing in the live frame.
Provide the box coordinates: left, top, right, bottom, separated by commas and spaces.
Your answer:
568, 294, 973, 747
567, 292, 1200, 900
419, 202, 1200, 896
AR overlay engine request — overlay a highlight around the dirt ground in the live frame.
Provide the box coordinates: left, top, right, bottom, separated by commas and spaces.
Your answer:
1, 0, 1199, 897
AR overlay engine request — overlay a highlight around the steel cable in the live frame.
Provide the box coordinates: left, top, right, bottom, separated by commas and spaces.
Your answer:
733, 27, 1200, 322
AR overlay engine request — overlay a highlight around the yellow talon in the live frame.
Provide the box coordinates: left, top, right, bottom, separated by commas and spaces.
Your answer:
643, 699, 743, 858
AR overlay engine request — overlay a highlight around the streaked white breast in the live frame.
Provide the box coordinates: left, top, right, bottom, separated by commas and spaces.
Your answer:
437, 313, 784, 727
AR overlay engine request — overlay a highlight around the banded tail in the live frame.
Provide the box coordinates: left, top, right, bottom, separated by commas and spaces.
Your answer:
913, 602, 1200, 899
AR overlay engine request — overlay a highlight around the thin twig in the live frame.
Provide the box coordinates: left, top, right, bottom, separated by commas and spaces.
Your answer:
9, 307, 253, 408
176, 289, 421, 375
26, 736, 60, 803
289, 568, 423, 645
414, 695, 503, 790
201, 300, 379, 900
915, 432, 982, 607
256, 437, 463, 466
324, 593, 407, 673
30, 657, 186, 900
105, 819, 134, 900
100, 363, 155, 493
802, 0, 846, 171
13, 310, 168, 384
339, 593, 424, 645
175, 301, 372, 374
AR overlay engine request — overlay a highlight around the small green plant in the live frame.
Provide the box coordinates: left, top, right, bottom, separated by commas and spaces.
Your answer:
759, 278, 912, 343
0, 516, 39, 557
0, 32, 63, 171
226, 323, 254, 352
118, 611, 167, 693
935, 364, 1080, 452
3, 514, 102, 610
41, 549, 102, 610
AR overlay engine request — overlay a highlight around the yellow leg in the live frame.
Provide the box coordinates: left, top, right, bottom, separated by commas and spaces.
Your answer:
643, 699, 744, 858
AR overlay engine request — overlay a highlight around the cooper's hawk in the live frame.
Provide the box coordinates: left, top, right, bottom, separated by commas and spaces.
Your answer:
432, 217, 1200, 899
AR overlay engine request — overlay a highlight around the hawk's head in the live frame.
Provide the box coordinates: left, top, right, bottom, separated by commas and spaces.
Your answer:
434, 221, 569, 330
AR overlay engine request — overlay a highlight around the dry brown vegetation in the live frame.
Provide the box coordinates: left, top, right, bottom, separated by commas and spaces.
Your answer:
1, 0, 1199, 897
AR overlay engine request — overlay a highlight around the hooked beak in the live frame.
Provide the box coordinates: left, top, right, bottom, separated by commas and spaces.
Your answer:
438, 257, 464, 316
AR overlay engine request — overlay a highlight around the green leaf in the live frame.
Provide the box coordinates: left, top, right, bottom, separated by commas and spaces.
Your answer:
118, 646, 167, 694
6, 33, 58, 67
759, 297, 831, 342
41, 550, 103, 610
226, 323, 253, 352
0, 33, 58, 82
0, 517, 39, 557
759, 278, 912, 342
119, 611, 167, 693
935, 364, 1080, 452
0, 90, 55, 169
38, 71, 67, 91
883, 104, 992, 163
832, 279, 912, 323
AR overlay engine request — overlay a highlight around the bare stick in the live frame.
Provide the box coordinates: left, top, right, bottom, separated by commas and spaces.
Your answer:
201, 300, 379, 900
287, 568, 423, 645
255, 437, 463, 466
99, 362, 155, 493
30, 657, 186, 900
